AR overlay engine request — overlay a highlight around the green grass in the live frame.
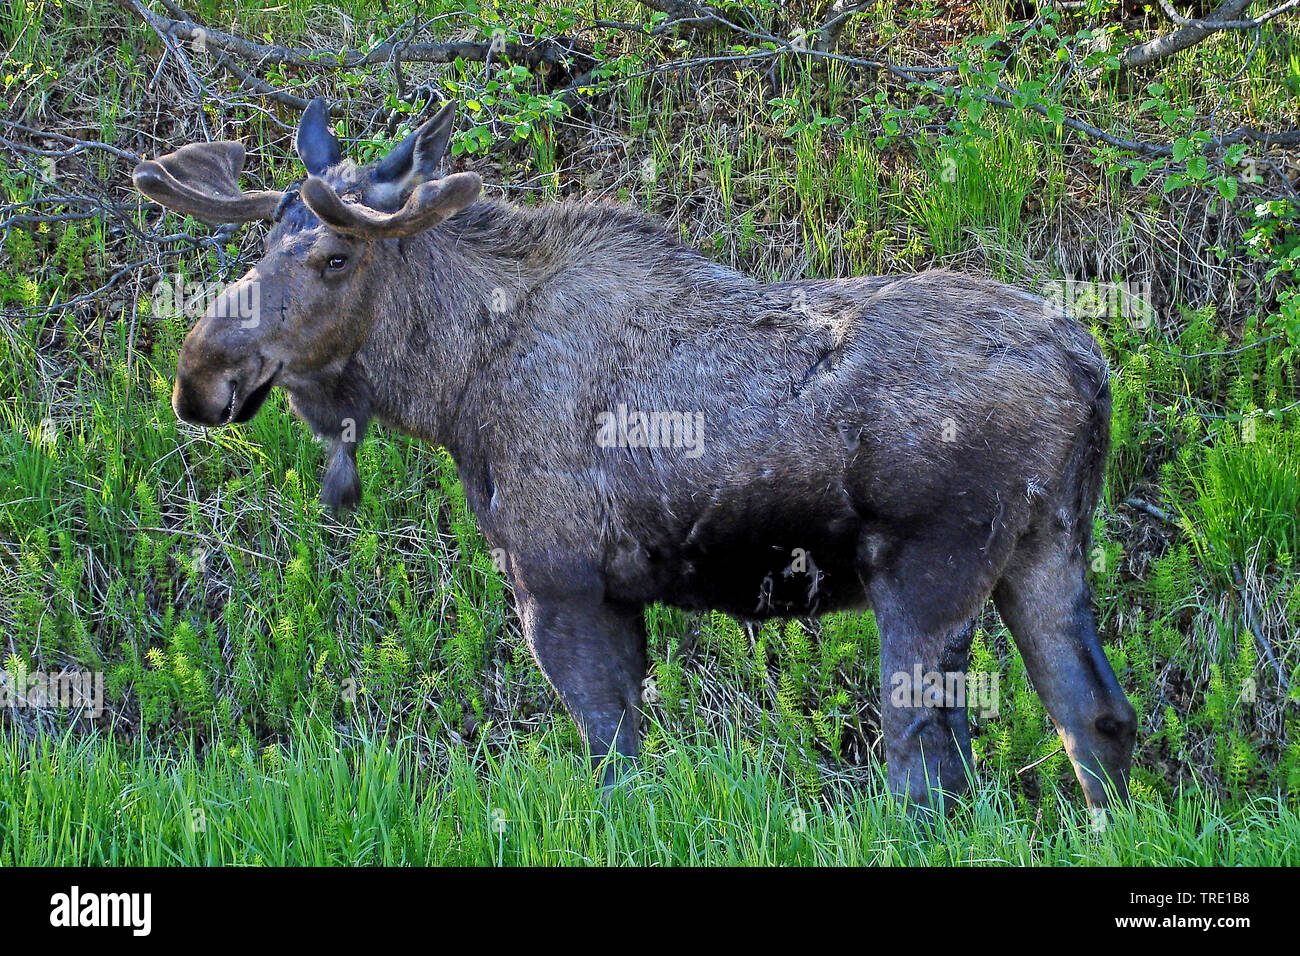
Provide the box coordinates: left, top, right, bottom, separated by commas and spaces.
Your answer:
2, 0, 1299, 864
1189, 422, 1300, 579
3, 724, 1297, 866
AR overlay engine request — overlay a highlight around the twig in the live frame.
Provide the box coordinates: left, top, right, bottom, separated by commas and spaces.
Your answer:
1231, 564, 1289, 687
213, 52, 314, 111
595, 14, 1300, 160
1123, 497, 1180, 526
1017, 745, 1065, 775
1144, 333, 1282, 359
131, 524, 277, 563
0, 120, 143, 162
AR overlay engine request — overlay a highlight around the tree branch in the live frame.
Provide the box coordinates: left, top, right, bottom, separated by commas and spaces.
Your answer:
114, 0, 590, 74
815, 1, 870, 53
1153, 0, 1299, 29
1121, 0, 1271, 71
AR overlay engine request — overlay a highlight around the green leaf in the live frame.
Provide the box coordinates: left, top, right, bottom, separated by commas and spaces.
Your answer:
1224, 143, 1249, 165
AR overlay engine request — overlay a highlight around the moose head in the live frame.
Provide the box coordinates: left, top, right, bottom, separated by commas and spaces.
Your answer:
133, 99, 481, 507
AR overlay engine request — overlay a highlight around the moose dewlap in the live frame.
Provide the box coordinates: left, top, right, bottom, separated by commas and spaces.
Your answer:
132, 98, 1136, 811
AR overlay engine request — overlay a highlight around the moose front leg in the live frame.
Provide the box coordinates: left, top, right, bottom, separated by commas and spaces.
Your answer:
872, 582, 978, 814
516, 592, 648, 783
993, 530, 1136, 810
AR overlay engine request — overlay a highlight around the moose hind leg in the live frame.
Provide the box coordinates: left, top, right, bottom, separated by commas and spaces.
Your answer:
993, 530, 1136, 808
517, 593, 647, 784
873, 584, 979, 813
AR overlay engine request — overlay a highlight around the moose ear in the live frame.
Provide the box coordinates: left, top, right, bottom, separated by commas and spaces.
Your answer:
296, 97, 341, 176
369, 101, 456, 200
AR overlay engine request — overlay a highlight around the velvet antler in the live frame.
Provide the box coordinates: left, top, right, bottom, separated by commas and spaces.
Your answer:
299, 171, 482, 239
133, 141, 282, 224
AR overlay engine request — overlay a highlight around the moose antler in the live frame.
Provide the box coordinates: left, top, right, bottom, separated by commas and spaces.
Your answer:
299, 171, 482, 239
133, 141, 283, 223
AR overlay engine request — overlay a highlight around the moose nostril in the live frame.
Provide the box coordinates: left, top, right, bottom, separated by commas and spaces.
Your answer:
1095, 714, 1134, 739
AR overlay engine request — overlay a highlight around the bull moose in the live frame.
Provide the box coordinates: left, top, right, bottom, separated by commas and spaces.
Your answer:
131, 99, 1136, 811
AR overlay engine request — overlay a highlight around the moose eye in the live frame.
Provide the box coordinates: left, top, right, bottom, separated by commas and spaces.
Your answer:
326, 255, 348, 271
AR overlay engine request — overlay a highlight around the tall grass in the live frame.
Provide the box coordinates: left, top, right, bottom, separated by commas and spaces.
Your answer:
2, 725, 1297, 866
1189, 423, 1300, 579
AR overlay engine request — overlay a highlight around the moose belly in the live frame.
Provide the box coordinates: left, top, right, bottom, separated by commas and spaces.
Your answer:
627, 507, 869, 618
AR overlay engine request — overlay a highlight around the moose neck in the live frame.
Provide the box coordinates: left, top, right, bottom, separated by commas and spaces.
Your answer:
355, 197, 559, 453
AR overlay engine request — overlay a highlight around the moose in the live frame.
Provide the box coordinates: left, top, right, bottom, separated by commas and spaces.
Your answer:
132, 99, 1136, 811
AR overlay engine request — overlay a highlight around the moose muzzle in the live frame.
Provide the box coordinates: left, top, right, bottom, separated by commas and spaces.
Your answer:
172, 274, 279, 427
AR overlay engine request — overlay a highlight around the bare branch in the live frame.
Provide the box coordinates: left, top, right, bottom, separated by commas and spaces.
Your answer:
1120, 0, 1284, 71
212, 52, 315, 111
815, 1, 870, 53
0, 120, 143, 163
606, 13, 1300, 162
633, 0, 770, 38
113, 0, 590, 74
1153, 0, 1299, 29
